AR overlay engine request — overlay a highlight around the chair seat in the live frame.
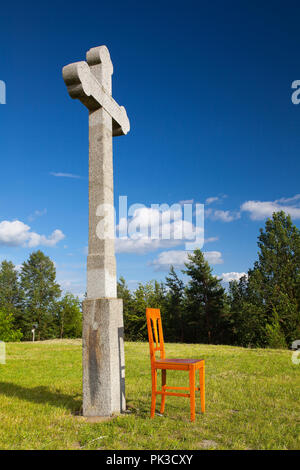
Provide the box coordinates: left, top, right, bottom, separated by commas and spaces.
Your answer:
155, 358, 204, 365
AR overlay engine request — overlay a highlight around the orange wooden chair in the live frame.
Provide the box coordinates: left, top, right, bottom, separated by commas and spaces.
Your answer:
146, 308, 205, 422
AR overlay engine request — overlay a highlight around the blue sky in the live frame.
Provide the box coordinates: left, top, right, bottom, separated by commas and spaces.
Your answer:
0, 0, 300, 297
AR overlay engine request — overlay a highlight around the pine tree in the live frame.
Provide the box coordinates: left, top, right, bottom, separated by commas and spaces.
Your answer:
183, 249, 228, 344
0, 261, 22, 322
228, 274, 268, 347
165, 266, 185, 342
129, 282, 152, 340
255, 211, 300, 345
265, 309, 287, 349
117, 277, 134, 340
118, 279, 167, 341
20, 251, 61, 340
228, 212, 300, 348
56, 293, 82, 338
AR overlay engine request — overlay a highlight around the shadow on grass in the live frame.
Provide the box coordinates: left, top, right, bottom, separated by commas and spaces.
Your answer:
0, 382, 82, 414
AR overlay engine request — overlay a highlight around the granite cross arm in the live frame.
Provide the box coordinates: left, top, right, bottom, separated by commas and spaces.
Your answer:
62, 60, 130, 137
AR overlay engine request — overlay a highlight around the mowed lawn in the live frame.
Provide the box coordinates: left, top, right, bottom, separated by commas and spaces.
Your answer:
0, 340, 299, 450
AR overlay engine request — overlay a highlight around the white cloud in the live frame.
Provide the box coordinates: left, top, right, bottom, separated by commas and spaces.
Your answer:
28, 229, 65, 248
50, 172, 81, 179
204, 236, 219, 244
204, 194, 300, 223
214, 210, 241, 222
0, 221, 31, 246
276, 194, 300, 204
204, 251, 223, 265
205, 195, 228, 205
116, 238, 180, 254
116, 206, 204, 254
220, 272, 247, 283
241, 195, 300, 220
205, 196, 219, 205
151, 250, 188, 270
28, 208, 47, 222
206, 208, 241, 222
151, 250, 223, 271
0, 220, 65, 248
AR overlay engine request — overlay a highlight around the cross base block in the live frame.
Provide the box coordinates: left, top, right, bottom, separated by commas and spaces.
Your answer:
82, 298, 125, 417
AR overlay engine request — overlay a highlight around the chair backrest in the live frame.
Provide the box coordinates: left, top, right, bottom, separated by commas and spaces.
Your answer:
146, 308, 165, 365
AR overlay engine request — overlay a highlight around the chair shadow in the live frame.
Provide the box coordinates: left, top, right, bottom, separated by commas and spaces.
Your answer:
0, 381, 82, 414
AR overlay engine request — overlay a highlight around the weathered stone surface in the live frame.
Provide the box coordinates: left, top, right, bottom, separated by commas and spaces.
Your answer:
63, 45, 130, 417
87, 106, 116, 299
62, 46, 130, 136
82, 298, 125, 416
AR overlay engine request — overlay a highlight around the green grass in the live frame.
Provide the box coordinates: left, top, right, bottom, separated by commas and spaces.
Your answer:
0, 340, 299, 450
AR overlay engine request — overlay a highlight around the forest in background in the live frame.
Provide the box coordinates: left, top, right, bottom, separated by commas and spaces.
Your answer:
1, 211, 299, 349
120, 211, 300, 348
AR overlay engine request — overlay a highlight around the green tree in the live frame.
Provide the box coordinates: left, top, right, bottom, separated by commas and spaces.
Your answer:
228, 212, 300, 348
183, 249, 228, 344
56, 293, 82, 338
117, 277, 134, 341
127, 283, 148, 341
165, 266, 185, 342
0, 261, 22, 321
131, 282, 153, 341
265, 310, 287, 349
20, 251, 61, 340
228, 274, 268, 347
0, 310, 22, 342
121, 280, 166, 341
152, 280, 167, 315
255, 211, 300, 345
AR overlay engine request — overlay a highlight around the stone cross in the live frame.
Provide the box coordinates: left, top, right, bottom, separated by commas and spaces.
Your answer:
63, 46, 130, 417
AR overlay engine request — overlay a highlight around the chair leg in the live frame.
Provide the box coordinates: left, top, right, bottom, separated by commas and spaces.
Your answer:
189, 365, 196, 422
199, 363, 205, 413
160, 369, 166, 414
150, 368, 157, 418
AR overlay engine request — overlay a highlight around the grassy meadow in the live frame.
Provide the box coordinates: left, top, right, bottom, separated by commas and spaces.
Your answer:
0, 340, 299, 450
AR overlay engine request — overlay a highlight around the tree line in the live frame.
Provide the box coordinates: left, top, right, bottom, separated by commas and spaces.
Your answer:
119, 211, 300, 349
0, 250, 82, 341
0, 211, 299, 348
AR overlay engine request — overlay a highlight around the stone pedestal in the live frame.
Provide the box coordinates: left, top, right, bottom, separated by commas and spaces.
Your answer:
82, 298, 125, 416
